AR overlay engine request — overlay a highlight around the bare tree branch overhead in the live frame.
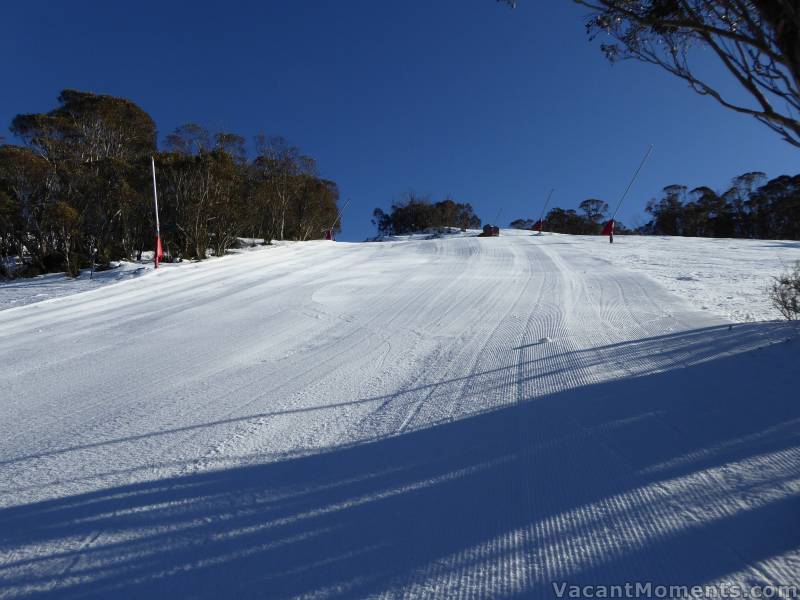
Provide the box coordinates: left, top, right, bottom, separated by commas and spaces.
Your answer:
501, 1, 800, 147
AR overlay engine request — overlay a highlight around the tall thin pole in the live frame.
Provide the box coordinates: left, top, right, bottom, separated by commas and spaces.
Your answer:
329, 197, 350, 232
151, 157, 160, 236
492, 208, 503, 226
611, 145, 654, 221
536, 188, 555, 235
324, 198, 350, 241
151, 157, 161, 268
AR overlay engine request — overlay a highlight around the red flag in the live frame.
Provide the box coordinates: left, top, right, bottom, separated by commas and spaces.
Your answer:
532, 220, 543, 232
601, 220, 615, 236
155, 236, 163, 268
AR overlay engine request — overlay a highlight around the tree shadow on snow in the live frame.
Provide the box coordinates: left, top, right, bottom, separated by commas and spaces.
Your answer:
0, 323, 798, 599
755, 241, 800, 250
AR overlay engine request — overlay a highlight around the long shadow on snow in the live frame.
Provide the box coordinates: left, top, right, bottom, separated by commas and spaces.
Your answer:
0, 323, 798, 598
0, 323, 779, 470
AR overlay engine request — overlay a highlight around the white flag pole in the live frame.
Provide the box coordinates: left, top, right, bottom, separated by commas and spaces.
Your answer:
326, 198, 350, 240
151, 156, 161, 268
536, 188, 555, 235
151, 157, 160, 236
610, 145, 654, 222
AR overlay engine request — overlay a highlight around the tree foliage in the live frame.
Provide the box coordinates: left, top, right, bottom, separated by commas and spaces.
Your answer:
644, 171, 800, 238
769, 260, 800, 320
510, 169, 798, 239
510, 218, 537, 229
579, 198, 610, 224
578, 0, 800, 147
512, 197, 624, 234
500, 0, 800, 147
372, 194, 482, 236
511, 201, 628, 235
0, 91, 341, 277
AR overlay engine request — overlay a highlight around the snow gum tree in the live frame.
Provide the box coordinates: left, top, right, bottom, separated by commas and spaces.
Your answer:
500, 0, 800, 148
6, 90, 157, 273
372, 193, 482, 235
579, 198, 610, 226
157, 125, 248, 259
0, 91, 343, 275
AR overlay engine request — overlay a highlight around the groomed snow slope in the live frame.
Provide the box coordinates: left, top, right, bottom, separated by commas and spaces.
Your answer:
589, 234, 800, 322
0, 262, 149, 311
0, 231, 798, 599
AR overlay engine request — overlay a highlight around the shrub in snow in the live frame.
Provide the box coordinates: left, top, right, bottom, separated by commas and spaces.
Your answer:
770, 261, 800, 321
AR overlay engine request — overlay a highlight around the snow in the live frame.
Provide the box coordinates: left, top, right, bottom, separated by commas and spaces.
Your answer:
0, 241, 281, 313
604, 234, 800, 322
0, 262, 150, 311
0, 230, 798, 598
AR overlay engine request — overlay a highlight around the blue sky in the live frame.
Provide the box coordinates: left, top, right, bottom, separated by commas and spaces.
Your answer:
1, 0, 797, 240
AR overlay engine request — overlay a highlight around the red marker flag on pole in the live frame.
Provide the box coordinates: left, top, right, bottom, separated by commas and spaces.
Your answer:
155, 235, 164, 267
601, 219, 615, 243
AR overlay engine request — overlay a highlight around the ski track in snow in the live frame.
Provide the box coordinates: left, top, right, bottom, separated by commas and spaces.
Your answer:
0, 231, 798, 599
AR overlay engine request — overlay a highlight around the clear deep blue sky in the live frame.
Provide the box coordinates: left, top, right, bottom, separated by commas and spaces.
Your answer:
2, 0, 797, 240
